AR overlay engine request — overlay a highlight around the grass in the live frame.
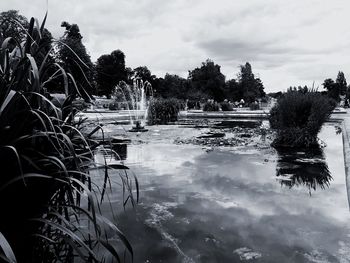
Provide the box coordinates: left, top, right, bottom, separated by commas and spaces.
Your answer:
0, 14, 137, 262
147, 98, 183, 125
269, 90, 335, 148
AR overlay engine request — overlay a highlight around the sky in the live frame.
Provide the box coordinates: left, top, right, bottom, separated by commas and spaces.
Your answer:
1, 0, 350, 92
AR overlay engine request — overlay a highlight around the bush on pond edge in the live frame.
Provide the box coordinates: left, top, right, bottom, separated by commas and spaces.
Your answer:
147, 98, 184, 125
269, 91, 335, 148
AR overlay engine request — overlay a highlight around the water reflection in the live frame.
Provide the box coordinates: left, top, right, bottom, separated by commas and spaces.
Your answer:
100, 143, 128, 160
112, 143, 127, 160
276, 147, 333, 195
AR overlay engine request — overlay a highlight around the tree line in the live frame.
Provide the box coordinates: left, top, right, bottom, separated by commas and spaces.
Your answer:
1, 10, 266, 103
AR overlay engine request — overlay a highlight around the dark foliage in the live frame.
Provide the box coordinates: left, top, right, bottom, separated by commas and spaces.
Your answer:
147, 98, 183, 125
96, 49, 127, 98
220, 101, 233, 111
57, 21, 95, 99
156, 73, 190, 99
203, 100, 220, 111
276, 147, 332, 195
223, 63, 265, 103
249, 101, 260, 110
188, 59, 225, 102
0, 10, 29, 44
323, 71, 348, 102
0, 14, 137, 262
269, 91, 335, 148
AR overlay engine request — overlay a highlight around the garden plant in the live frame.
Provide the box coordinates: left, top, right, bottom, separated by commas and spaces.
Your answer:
0, 14, 137, 262
269, 90, 335, 148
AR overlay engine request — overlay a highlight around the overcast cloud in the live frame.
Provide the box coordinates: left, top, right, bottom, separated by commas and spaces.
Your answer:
1, 0, 350, 92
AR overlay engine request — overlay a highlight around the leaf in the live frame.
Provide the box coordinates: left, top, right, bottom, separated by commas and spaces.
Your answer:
27, 54, 40, 92
40, 11, 48, 35
99, 240, 121, 263
97, 216, 133, 261
108, 164, 129, 170
33, 218, 97, 260
0, 90, 16, 117
0, 232, 17, 263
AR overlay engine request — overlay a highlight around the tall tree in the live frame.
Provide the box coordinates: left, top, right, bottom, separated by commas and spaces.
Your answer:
224, 79, 240, 101
0, 10, 28, 43
126, 67, 134, 84
237, 62, 265, 103
323, 78, 339, 101
133, 66, 153, 82
131, 66, 159, 92
96, 50, 127, 98
336, 71, 347, 96
188, 59, 226, 101
156, 73, 189, 99
57, 21, 94, 99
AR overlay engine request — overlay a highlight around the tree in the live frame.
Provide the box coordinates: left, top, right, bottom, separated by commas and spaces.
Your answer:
188, 59, 226, 101
156, 73, 189, 99
96, 50, 127, 98
133, 66, 154, 82
126, 67, 134, 84
224, 79, 240, 101
323, 78, 339, 101
0, 10, 28, 43
288, 85, 309, 94
336, 71, 347, 96
237, 62, 265, 103
57, 21, 94, 99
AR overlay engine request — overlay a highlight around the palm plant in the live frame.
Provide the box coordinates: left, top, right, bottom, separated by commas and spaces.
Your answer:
0, 14, 138, 262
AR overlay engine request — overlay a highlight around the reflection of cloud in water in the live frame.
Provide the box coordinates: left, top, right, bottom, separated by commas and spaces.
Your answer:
145, 202, 195, 263
276, 147, 332, 195
233, 247, 262, 261
108, 124, 349, 262
303, 250, 331, 263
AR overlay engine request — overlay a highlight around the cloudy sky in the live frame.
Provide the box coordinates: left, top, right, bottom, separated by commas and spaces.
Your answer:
2, 0, 350, 92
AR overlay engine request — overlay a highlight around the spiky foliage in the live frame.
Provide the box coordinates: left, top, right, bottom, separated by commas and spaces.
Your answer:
269, 90, 335, 148
147, 98, 183, 125
0, 14, 137, 262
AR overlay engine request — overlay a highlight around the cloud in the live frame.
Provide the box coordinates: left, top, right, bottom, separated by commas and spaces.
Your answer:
2, 0, 350, 92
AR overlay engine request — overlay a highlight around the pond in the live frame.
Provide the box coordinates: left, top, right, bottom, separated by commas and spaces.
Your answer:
94, 121, 349, 263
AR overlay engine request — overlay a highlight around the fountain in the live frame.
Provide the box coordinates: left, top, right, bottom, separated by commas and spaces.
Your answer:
113, 78, 153, 132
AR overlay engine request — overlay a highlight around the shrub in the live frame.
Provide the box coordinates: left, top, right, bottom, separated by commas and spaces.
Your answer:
186, 100, 200, 109
0, 15, 137, 262
108, 101, 118, 110
249, 101, 260, 110
220, 101, 233, 111
203, 100, 220, 111
269, 91, 335, 148
147, 98, 183, 125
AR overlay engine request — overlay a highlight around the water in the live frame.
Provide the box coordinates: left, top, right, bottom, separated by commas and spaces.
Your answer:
95, 123, 349, 262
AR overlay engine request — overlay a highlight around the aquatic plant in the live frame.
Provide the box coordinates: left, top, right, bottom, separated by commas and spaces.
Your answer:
0, 14, 137, 262
147, 98, 183, 125
269, 90, 335, 148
